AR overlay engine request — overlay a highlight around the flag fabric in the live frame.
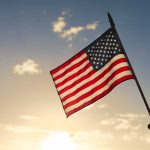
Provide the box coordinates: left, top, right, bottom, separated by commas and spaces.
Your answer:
50, 28, 134, 117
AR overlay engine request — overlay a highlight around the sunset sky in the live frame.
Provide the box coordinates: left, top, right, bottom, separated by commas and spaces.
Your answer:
0, 0, 150, 150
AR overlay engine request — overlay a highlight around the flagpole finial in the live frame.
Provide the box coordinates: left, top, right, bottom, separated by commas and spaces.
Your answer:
148, 124, 150, 130
107, 12, 115, 28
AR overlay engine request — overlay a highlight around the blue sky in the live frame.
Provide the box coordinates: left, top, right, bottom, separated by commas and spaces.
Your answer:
0, 0, 150, 150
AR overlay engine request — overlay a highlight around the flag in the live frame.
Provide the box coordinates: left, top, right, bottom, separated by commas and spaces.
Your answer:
50, 28, 134, 117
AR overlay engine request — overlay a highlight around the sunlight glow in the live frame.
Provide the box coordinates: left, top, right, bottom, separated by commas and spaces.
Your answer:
40, 132, 77, 150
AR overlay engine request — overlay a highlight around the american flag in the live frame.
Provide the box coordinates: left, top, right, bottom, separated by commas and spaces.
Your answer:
50, 28, 134, 117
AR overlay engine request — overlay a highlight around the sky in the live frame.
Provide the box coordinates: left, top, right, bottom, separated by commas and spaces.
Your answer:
0, 0, 150, 150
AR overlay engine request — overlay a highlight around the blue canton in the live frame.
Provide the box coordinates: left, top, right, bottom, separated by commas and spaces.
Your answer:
85, 28, 123, 71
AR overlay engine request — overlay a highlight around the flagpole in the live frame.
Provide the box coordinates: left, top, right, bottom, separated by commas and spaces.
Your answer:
107, 12, 150, 129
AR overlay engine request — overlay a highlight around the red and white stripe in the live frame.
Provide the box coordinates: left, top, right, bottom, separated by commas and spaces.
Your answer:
50, 50, 134, 117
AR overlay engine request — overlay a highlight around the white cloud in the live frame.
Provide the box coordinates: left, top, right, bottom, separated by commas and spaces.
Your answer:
52, 12, 98, 41
99, 113, 146, 131
3, 124, 51, 134
100, 119, 115, 126
86, 21, 98, 30
97, 104, 108, 109
122, 131, 138, 141
73, 129, 113, 144
142, 134, 150, 143
13, 59, 42, 75
52, 17, 66, 33
19, 115, 38, 121
83, 103, 107, 111
83, 104, 95, 111
61, 11, 69, 16
114, 118, 141, 130
61, 26, 84, 40
117, 113, 147, 120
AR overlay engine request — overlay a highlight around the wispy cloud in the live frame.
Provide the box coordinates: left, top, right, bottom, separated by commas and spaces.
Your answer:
52, 12, 98, 41
122, 131, 139, 141
3, 124, 51, 134
19, 115, 38, 121
97, 104, 108, 109
52, 17, 66, 33
60, 26, 84, 41
73, 130, 113, 141
86, 22, 98, 30
13, 59, 42, 75
72, 129, 114, 149
83, 103, 107, 111
100, 113, 147, 131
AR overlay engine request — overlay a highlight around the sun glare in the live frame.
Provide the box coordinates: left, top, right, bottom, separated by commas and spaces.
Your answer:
40, 132, 77, 150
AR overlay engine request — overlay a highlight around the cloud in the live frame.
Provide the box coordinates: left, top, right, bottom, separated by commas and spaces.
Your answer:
122, 131, 138, 141
97, 104, 108, 109
72, 129, 113, 148
19, 115, 38, 121
52, 12, 98, 41
3, 124, 51, 134
61, 11, 69, 16
82, 103, 107, 111
13, 59, 42, 75
60, 26, 84, 40
83, 104, 95, 111
52, 17, 66, 33
114, 118, 142, 130
86, 22, 98, 30
100, 113, 146, 131
142, 134, 150, 143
